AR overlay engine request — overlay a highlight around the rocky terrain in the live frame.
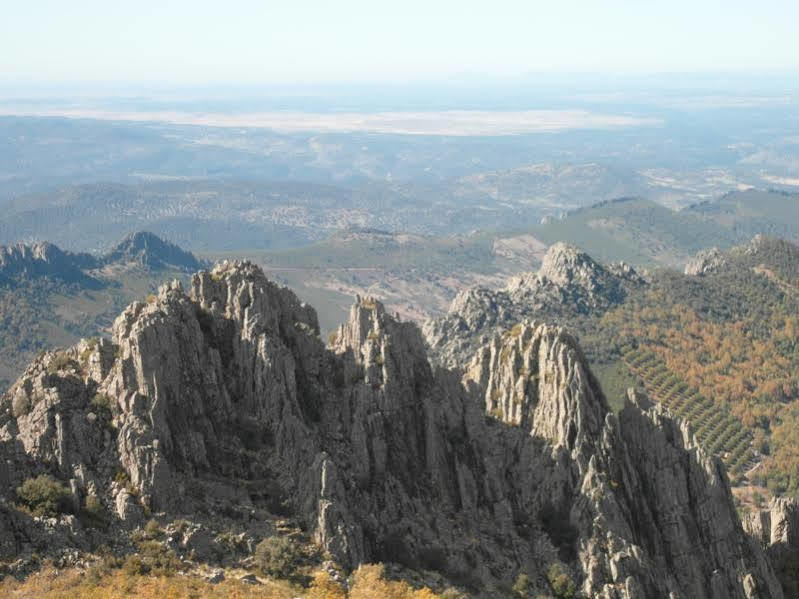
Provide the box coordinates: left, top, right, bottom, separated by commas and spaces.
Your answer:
0, 259, 784, 597
423, 242, 645, 367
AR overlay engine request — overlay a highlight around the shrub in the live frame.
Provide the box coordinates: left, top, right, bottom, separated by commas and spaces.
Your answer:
348, 564, 439, 598
171, 518, 190, 535
547, 563, 576, 599
136, 540, 183, 576
16, 475, 72, 517
85, 553, 122, 584
47, 353, 78, 375
90, 393, 113, 419
254, 536, 301, 578
122, 554, 148, 577
11, 393, 31, 418
144, 518, 163, 539
512, 572, 530, 596
307, 570, 347, 599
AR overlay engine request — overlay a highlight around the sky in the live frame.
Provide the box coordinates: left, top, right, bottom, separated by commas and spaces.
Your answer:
1, 0, 798, 87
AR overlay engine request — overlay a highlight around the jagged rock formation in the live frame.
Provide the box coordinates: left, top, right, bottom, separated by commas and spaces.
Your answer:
0, 242, 101, 288
744, 498, 799, 551
103, 231, 204, 272
685, 247, 727, 276
0, 261, 782, 597
424, 242, 644, 367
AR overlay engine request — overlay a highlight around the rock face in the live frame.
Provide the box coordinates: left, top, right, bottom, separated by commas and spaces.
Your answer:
424, 242, 644, 367
743, 498, 799, 595
685, 247, 726, 276
102, 231, 204, 271
0, 261, 783, 597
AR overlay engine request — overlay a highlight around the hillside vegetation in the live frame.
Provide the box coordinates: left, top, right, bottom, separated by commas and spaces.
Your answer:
595, 237, 799, 496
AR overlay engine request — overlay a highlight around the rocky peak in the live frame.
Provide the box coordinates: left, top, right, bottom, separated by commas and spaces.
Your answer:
103, 231, 204, 272
685, 247, 726, 276
425, 243, 644, 368
467, 321, 607, 456
537, 241, 605, 288
507, 242, 636, 311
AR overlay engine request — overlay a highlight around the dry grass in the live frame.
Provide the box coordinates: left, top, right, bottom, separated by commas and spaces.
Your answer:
0, 565, 299, 599
0, 562, 445, 599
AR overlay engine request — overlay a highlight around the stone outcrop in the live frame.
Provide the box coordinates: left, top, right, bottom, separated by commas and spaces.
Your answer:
744, 498, 799, 550
0, 261, 783, 597
685, 247, 726, 276
424, 242, 644, 367
743, 498, 799, 595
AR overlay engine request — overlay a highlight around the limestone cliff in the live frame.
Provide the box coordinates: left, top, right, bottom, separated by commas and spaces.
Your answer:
744, 498, 799, 596
0, 261, 782, 597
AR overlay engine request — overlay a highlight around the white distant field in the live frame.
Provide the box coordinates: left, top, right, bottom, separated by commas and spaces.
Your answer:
0, 107, 660, 136
762, 174, 799, 186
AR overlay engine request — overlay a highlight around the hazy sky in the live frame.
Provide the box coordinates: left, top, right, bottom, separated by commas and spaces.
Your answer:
2, 0, 798, 85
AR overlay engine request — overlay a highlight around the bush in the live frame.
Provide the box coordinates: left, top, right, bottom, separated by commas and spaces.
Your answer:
122, 554, 148, 577
254, 536, 301, 578
16, 475, 72, 517
348, 564, 439, 598
144, 518, 163, 539
512, 572, 530, 596
85, 554, 122, 584
90, 393, 113, 420
136, 540, 183, 576
547, 563, 576, 599
47, 353, 78, 375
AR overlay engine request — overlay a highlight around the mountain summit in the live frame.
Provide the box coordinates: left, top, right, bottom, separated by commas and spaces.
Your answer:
103, 231, 204, 271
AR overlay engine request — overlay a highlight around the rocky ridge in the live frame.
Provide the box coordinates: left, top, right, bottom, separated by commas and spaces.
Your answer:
0, 242, 100, 288
424, 242, 645, 367
684, 235, 799, 278
0, 260, 782, 597
0, 232, 203, 289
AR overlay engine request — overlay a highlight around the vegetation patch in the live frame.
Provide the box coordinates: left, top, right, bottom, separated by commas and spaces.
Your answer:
254, 536, 302, 579
16, 475, 72, 517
